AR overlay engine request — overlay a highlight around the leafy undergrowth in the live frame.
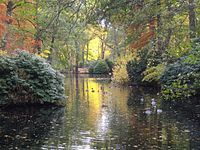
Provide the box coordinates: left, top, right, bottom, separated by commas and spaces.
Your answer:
0, 51, 66, 106
161, 41, 200, 100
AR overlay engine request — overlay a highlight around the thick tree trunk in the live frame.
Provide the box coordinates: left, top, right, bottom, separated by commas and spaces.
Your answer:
188, 0, 196, 38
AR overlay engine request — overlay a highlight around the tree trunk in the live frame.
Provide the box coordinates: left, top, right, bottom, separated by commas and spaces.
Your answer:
82, 45, 85, 67
86, 43, 89, 62
101, 35, 105, 59
101, 40, 105, 59
163, 0, 173, 50
49, 0, 61, 62
34, 29, 42, 53
188, 0, 196, 39
48, 33, 55, 63
157, 0, 163, 54
7, 1, 14, 16
113, 27, 120, 57
75, 40, 79, 74
34, 0, 42, 53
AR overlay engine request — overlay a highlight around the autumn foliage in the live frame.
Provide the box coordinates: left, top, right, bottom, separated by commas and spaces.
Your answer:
0, 2, 39, 54
0, 4, 7, 38
129, 19, 155, 50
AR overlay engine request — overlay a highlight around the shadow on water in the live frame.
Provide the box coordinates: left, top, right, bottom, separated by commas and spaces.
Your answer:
127, 87, 200, 149
0, 106, 65, 149
0, 75, 199, 149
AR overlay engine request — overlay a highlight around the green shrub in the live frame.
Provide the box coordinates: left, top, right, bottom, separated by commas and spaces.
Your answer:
161, 60, 200, 100
126, 49, 148, 85
88, 59, 111, 74
0, 51, 66, 106
88, 67, 94, 74
161, 39, 200, 100
112, 55, 133, 84
88, 61, 98, 74
143, 63, 166, 83
93, 60, 110, 74
105, 58, 114, 73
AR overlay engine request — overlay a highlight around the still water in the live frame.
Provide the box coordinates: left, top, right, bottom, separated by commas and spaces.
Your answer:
0, 75, 199, 150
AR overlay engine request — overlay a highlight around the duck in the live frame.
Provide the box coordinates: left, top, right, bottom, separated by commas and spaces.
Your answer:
151, 98, 156, 106
91, 88, 95, 92
144, 108, 151, 115
157, 109, 163, 113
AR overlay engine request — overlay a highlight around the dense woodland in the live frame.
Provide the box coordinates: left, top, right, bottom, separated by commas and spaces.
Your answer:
0, 0, 200, 104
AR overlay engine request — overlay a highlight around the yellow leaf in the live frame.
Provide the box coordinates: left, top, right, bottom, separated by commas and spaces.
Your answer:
0, 50, 7, 56
43, 49, 51, 54
39, 53, 48, 58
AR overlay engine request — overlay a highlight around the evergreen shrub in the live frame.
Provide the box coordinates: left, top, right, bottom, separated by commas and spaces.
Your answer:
0, 51, 66, 106
126, 49, 148, 85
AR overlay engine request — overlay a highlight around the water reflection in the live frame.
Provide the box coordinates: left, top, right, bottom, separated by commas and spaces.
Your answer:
0, 106, 65, 149
64, 75, 200, 150
0, 75, 199, 149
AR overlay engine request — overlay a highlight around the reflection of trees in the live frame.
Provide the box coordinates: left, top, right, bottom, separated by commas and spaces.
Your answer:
126, 87, 197, 149
0, 106, 64, 149
160, 111, 200, 149
126, 88, 163, 149
64, 76, 197, 149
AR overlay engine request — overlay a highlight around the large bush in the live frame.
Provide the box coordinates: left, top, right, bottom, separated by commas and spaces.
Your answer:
94, 60, 110, 74
161, 40, 200, 100
89, 59, 111, 74
112, 54, 133, 84
126, 49, 148, 85
161, 60, 200, 100
0, 51, 66, 106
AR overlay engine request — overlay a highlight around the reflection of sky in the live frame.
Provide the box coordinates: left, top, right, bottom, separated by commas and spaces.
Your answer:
96, 108, 109, 140
66, 77, 131, 149
38, 76, 200, 150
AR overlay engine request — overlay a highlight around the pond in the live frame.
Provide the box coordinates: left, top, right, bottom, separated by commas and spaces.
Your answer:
0, 75, 199, 150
